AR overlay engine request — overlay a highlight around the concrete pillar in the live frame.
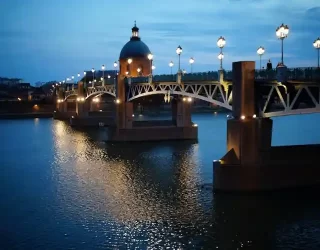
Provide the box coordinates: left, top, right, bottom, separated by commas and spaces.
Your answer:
90, 101, 96, 112
172, 98, 192, 127
171, 99, 177, 125
115, 76, 126, 129
62, 101, 68, 112
218, 69, 224, 83
226, 118, 272, 165
232, 61, 256, 119
78, 81, 84, 96
213, 61, 274, 191
76, 102, 88, 116
125, 102, 133, 128
227, 61, 273, 164
276, 65, 288, 83
176, 72, 182, 84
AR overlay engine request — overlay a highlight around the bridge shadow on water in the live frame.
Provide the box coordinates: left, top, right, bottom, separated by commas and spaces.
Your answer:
54, 121, 320, 249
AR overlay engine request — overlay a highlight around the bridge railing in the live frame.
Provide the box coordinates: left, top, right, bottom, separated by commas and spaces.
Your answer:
123, 67, 320, 84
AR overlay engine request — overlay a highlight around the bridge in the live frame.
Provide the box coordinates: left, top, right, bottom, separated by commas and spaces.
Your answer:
54, 21, 320, 192
59, 67, 320, 119
55, 61, 320, 192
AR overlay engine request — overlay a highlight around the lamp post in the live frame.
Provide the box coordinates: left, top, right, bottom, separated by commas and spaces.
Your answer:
218, 53, 224, 68
113, 61, 118, 84
101, 64, 105, 86
66, 78, 70, 91
71, 75, 75, 90
77, 73, 80, 90
276, 23, 289, 65
176, 46, 182, 72
148, 53, 153, 75
313, 37, 320, 68
137, 67, 141, 75
169, 61, 174, 74
91, 68, 95, 86
189, 57, 194, 73
257, 46, 265, 70
217, 36, 226, 70
83, 71, 87, 89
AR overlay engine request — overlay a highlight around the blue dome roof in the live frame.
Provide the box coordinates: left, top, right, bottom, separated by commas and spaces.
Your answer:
119, 40, 151, 59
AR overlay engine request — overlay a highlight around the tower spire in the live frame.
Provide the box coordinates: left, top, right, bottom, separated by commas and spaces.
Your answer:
131, 21, 140, 40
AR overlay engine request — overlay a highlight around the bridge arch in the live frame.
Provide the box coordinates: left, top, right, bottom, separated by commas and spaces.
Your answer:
127, 83, 233, 110
64, 94, 77, 101
85, 91, 116, 100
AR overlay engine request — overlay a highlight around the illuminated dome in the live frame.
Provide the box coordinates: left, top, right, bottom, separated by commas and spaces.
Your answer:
119, 22, 151, 59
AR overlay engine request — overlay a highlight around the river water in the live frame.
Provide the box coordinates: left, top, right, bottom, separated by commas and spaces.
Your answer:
1, 113, 320, 249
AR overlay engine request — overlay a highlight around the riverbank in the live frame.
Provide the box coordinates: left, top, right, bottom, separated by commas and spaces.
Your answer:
0, 112, 53, 119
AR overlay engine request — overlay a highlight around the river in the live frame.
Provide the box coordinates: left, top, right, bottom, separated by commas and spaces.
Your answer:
1, 113, 320, 249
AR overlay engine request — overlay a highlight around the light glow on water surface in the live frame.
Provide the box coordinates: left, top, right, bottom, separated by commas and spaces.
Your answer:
1, 114, 320, 249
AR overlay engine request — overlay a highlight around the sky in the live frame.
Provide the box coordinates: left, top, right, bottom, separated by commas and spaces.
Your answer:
0, 0, 319, 84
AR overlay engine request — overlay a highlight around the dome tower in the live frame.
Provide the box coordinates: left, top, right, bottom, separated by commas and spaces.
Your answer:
119, 22, 152, 77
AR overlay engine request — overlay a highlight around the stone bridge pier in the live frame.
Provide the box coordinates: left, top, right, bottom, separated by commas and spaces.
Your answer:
75, 81, 89, 117
54, 86, 74, 120
213, 61, 320, 192
171, 97, 192, 127
108, 75, 197, 141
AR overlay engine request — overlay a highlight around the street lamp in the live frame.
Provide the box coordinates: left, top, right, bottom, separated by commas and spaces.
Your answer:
92, 68, 95, 82
148, 53, 153, 75
276, 23, 289, 65
152, 65, 156, 70
83, 71, 87, 88
169, 61, 174, 74
113, 61, 118, 84
218, 53, 224, 62
176, 46, 182, 72
101, 65, 105, 86
189, 57, 194, 73
217, 36, 226, 70
137, 68, 141, 75
257, 46, 265, 70
71, 76, 75, 90
313, 37, 320, 68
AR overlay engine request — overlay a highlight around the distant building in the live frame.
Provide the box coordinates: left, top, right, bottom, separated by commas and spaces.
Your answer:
35, 81, 45, 87
0, 82, 33, 101
0, 77, 23, 86
31, 87, 46, 100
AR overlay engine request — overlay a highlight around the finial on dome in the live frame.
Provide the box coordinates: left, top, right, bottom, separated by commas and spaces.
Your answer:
131, 21, 139, 40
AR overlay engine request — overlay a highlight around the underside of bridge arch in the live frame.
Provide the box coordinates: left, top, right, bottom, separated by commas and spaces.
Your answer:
86, 91, 116, 100
127, 91, 232, 110
87, 93, 116, 113
63, 95, 77, 112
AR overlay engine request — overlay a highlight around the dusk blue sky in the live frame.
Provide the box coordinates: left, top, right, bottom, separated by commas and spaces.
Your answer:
0, 0, 319, 84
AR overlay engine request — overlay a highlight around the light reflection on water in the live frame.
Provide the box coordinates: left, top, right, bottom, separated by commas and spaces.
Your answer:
1, 114, 320, 249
